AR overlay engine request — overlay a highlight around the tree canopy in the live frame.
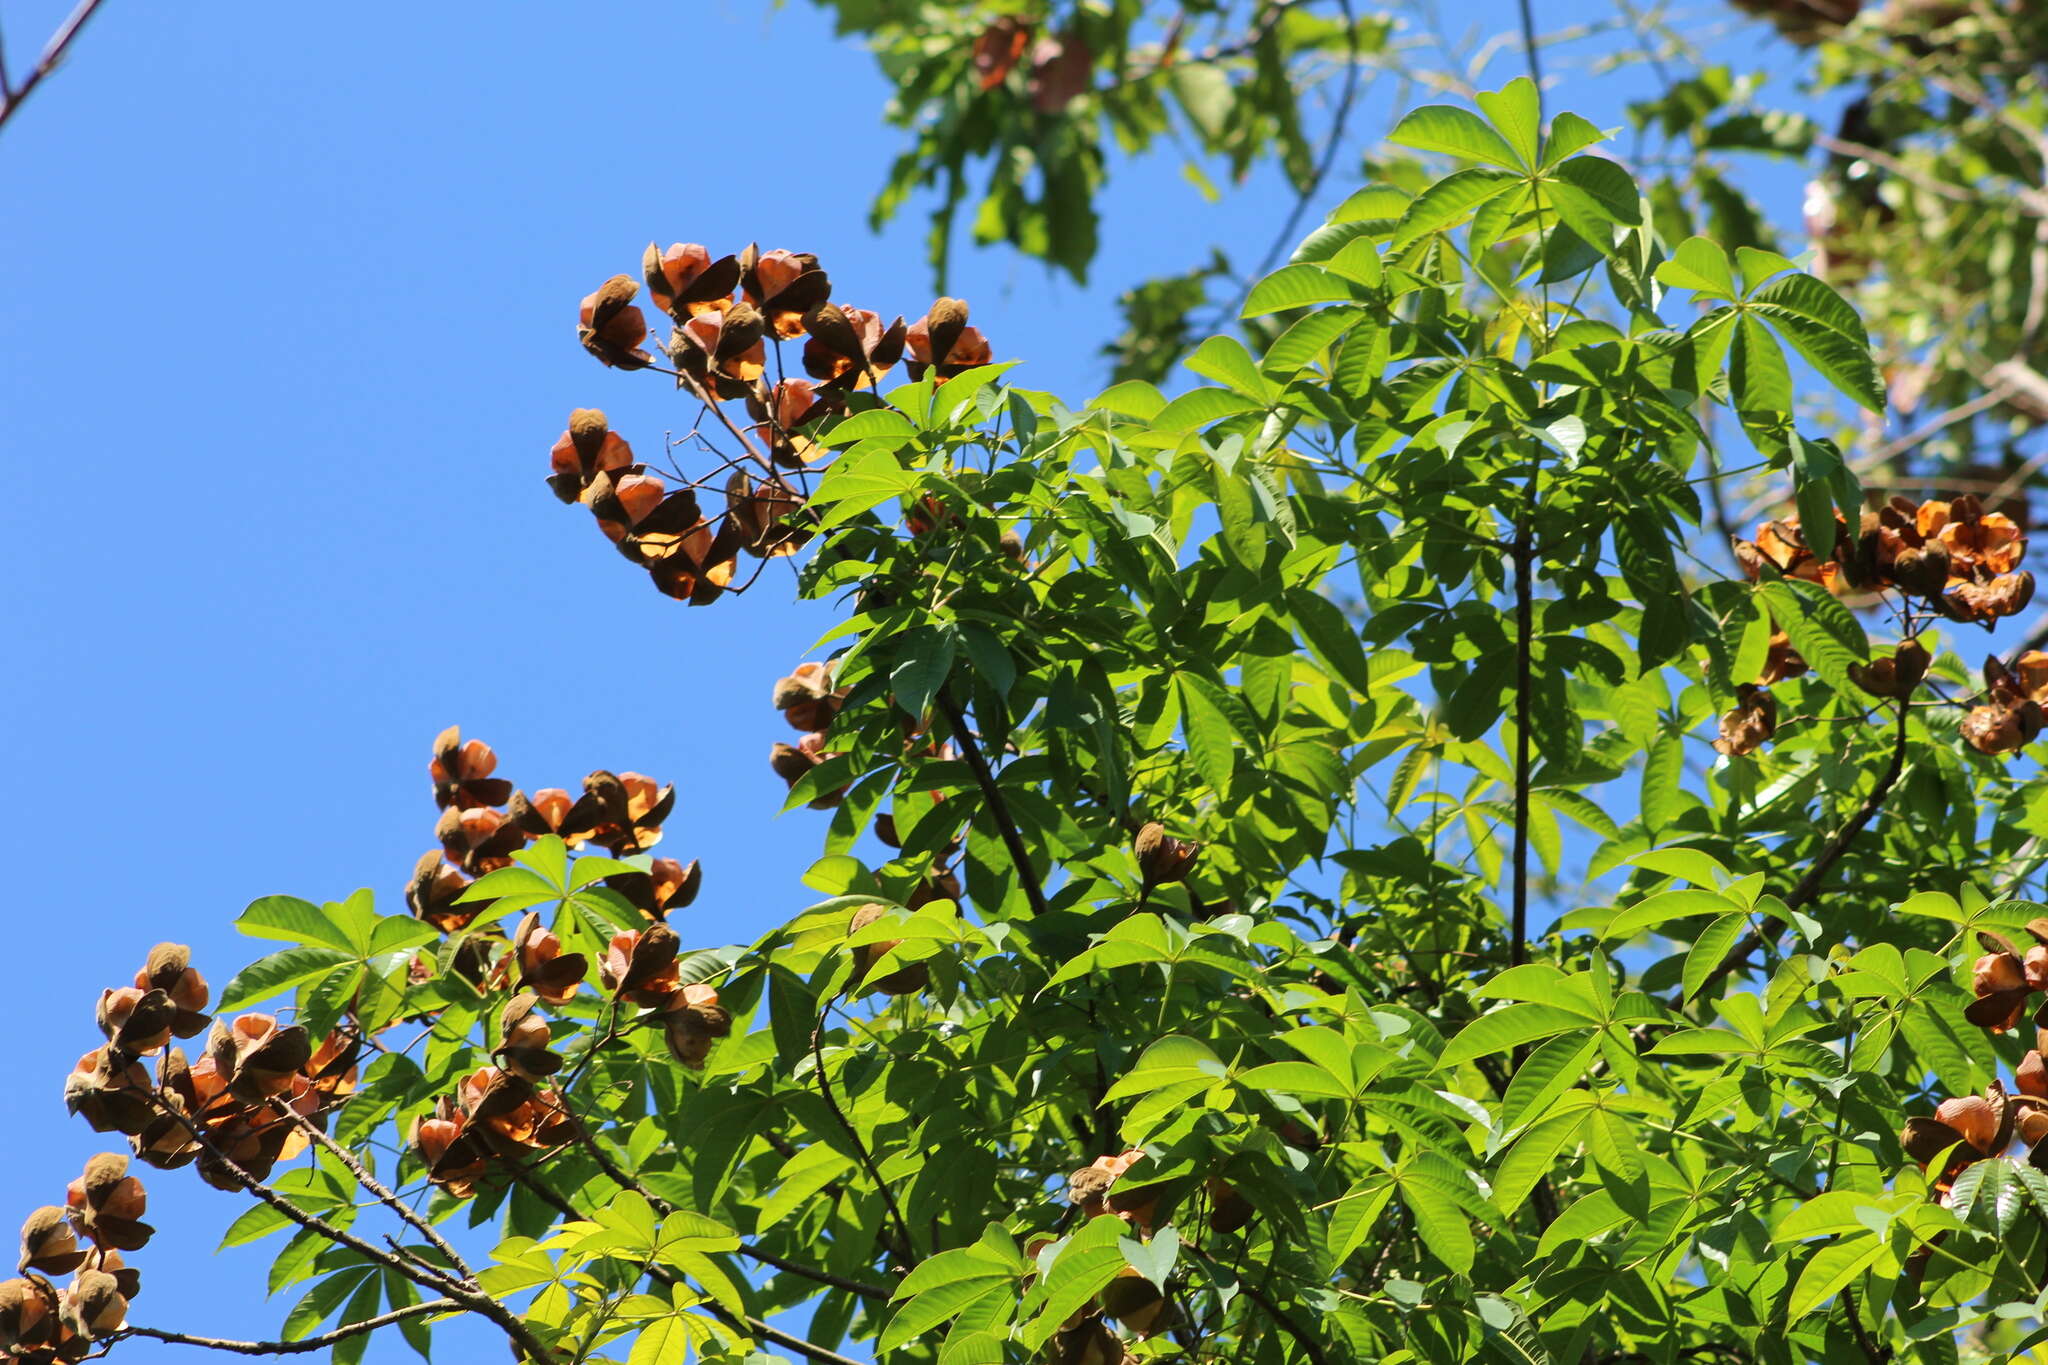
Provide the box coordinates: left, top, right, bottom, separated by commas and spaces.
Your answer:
11, 4, 2048, 1365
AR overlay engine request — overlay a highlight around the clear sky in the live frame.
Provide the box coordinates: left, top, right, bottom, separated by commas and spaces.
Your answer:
0, 2, 1812, 1359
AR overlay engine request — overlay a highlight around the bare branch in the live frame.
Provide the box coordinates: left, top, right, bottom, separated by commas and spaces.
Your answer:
141, 1094, 553, 1363
0, 0, 108, 135
274, 1099, 477, 1284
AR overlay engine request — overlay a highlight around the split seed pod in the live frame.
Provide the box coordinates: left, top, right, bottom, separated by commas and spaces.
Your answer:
847, 903, 928, 995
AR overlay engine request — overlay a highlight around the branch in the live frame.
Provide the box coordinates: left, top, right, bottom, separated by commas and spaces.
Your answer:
936, 690, 1050, 918
1689, 698, 1912, 1001
504, 1158, 876, 1365
110, 1300, 461, 1356
1183, 1239, 1335, 1365
275, 1100, 475, 1284
812, 1002, 920, 1264
0, 0, 106, 135
143, 1096, 553, 1364
1839, 1284, 1892, 1365
1509, 455, 1536, 971
524, 1101, 895, 1301
1214, 0, 1363, 324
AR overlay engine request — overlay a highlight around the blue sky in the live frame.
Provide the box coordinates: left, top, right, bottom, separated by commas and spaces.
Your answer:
0, 1, 1817, 1359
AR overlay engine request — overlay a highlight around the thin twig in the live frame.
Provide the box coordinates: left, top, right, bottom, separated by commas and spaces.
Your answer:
274, 1099, 476, 1284
811, 1001, 920, 1265
0, 0, 106, 134
937, 690, 1051, 917
1183, 1239, 1334, 1365
1213, 0, 1364, 325
142, 1095, 553, 1363
110, 1300, 461, 1356
1840, 1284, 1892, 1365
1690, 698, 1912, 1001
535, 1090, 895, 1300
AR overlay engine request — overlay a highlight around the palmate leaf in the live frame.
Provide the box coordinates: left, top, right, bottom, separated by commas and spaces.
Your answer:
1019, 1215, 1127, 1349
1750, 301, 1885, 413
1755, 578, 1869, 693
1393, 167, 1522, 249
1786, 1234, 1887, 1320
1390, 103, 1526, 169
1439, 1003, 1594, 1069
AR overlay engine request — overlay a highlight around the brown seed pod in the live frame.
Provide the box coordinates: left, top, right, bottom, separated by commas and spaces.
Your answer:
1045, 1316, 1122, 1365
662, 984, 733, 1070
0, 1275, 55, 1353
17, 1209, 83, 1276
1890, 541, 1951, 597
1207, 1176, 1253, 1234
1712, 684, 1776, 757
1134, 822, 1200, 891
847, 903, 928, 995
1099, 1267, 1169, 1337
1066, 1165, 1115, 1214
70, 1267, 127, 1336
1848, 638, 1931, 699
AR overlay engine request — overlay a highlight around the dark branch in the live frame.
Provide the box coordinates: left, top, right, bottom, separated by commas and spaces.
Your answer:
812, 1002, 920, 1264
0, 0, 107, 135
1690, 698, 1913, 1002
523, 1102, 895, 1301
937, 689, 1050, 918
110, 1300, 460, 1356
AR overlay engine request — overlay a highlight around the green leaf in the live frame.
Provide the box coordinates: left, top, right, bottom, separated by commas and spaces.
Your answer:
1185, 335, 1276, 402
1151, 387, 1264, 430
1749, 271, 1867, 342
1786, 1234, 1886, 1320
1287, 586, 1375, 696
890, 626, 957, 719
1638, 733, 1684, 836
1177, 673, 1239, 799
1101, 1035, 1228, 1101
1475, 79, 1542, 169
1390, 104, 1525, 169
1242, 264, 1360, 318
1755, 578, 1869, 694
1734, 247, 1801, 292
1542, 112, 1609, 164
1392, 167, 1521, 249
1021, 1215, 1128, 1349
828, 408, 917, 446
1773, 1192, 1893, 1243
629, 1315, 703, 1365
235, 895, 361, 954
1401, 1176, 1476, 1274
1326, 1178, 1396, 1263
1440, 1004, 1594, 1069
1683, 913, 1752, 1003
1089, 380, 1167, 421
1119, 1226, 1179, 1291
1752, 302, 1885, 413
1263, 307, 1368, 375
1730, 313, 1792, 417
219, 946, 356, 1011
1654, 237, 1737, 298
1603, 889, 1735, 942
1238, 1061, 1353, 1099
811, 442, 920, 525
